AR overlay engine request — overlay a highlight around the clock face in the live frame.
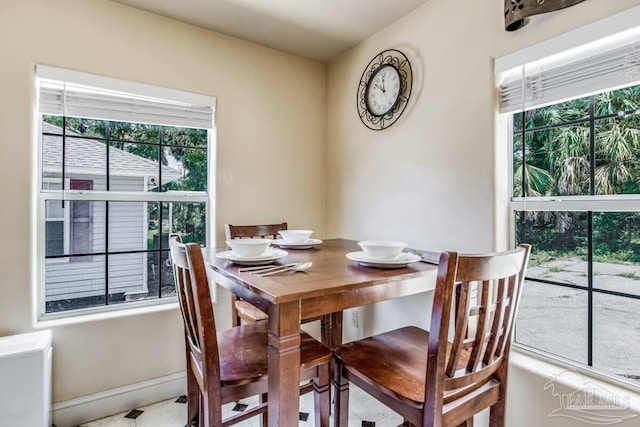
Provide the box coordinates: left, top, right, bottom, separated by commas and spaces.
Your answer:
365, 65, 400, 117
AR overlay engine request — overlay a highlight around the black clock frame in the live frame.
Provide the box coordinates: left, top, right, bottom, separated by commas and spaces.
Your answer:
357, 49, 413, 131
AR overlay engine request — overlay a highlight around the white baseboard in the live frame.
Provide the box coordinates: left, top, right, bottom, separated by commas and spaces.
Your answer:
51, 372, 186, 427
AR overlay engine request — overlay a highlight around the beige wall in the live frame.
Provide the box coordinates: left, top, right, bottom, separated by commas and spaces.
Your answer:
326, 0, 640, 425
0, 0, 326, 403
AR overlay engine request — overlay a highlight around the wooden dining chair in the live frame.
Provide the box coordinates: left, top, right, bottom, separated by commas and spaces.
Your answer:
168, 233, 200, 427
332, 244, 531, 427
169, 235, 332, 427
225, 222, 288, 326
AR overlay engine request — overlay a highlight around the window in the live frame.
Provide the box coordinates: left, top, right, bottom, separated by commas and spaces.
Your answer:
498, 16, 640, 387
510, 87, 640, 383
37, 66, 215, 318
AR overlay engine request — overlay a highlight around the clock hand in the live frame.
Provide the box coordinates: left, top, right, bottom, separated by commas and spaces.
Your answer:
383, 90, 393, 105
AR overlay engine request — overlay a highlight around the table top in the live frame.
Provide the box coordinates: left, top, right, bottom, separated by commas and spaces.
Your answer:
204, 238, 438, 305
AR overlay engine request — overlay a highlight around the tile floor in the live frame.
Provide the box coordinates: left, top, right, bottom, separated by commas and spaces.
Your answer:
79, 384, 404, 427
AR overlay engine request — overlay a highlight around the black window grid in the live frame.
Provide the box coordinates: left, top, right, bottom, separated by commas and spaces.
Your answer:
513, 94, 640, 369
42, 118, 207, 311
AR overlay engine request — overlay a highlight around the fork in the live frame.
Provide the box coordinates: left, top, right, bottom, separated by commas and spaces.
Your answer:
256, 262, 313, 276
238, 263, 296, 273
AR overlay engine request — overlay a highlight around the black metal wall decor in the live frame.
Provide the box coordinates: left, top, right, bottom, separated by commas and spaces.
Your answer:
505, 0, 587, 31
357, 49, 413, 131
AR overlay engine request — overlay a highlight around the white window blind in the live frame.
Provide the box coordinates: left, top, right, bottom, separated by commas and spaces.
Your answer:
36, 66, 215, 129
498, 38, 640, 113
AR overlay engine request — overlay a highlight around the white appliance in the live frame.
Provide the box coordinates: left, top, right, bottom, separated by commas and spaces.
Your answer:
0, 330, 52, 427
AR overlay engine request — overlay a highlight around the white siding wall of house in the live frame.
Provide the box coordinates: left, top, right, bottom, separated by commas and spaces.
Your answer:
44, 175, 147, 301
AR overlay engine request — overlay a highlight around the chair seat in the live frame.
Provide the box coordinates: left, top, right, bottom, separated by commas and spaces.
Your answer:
334, 326, 428, 403
333, 326, 470, 403
218, 321, 331, 385
235, 299, 269, 322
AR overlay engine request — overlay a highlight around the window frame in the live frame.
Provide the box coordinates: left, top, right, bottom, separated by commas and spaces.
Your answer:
35, 69, 216, 321
507, 97, 640, 391
496, 7, 640, 389
37, 128, 212, 320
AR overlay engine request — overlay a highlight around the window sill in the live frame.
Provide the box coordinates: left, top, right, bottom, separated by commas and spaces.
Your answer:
511, 347, 640, 412
34, 298, 180, 328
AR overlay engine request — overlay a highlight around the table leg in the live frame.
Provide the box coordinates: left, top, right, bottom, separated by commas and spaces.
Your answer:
267, 301, 301, 426
320, 314, 331, 347
320, 311, 344, 349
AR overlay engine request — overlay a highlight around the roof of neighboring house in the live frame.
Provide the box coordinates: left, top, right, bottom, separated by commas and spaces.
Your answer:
41, 122, 181, 181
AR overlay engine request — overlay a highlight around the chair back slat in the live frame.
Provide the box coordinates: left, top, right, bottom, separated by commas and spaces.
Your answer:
428, 244, 530, 395
182, 265, 205, 361
225, 223, 288, 240
445, 280, 471, 377
169, 236, 221, 390
181, 265, 200, 351
467, 279, 491, 372
496, 274, 520, 358
483, 278, 507, 366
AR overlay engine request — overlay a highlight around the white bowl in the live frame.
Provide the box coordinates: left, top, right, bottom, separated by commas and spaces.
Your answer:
358, 240, 407, 260
226, 238, 272, 258
279, 229, 313, 243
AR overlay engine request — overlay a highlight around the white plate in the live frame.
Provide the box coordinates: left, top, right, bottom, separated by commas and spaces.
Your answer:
216, 248, 288, 265
346, 251, 421, 269
272, 238, 323, 249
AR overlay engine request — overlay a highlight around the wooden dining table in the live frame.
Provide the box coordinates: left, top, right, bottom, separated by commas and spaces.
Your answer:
204, 238, 439, 426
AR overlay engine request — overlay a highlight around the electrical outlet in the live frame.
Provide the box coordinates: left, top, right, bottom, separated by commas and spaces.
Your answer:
350, 309, 359, 328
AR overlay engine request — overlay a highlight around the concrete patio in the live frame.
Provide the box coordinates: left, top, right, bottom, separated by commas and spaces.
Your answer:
517, 258, 640, 382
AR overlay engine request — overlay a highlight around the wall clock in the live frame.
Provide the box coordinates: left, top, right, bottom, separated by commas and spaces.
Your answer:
357, 49, 413, 131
